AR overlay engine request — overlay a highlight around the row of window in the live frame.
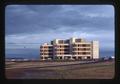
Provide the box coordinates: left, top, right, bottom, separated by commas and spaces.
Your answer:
41, 53, 71, 55
72, 44, 91, 47
40, 46, 53, 48
72, 56, 91, 59
55, 49, 69, 51
41, 56, 91, 60
41, 49, 69, 51
54, 45, 69, 48
75, 39, 82, 42
55, 53, 70, 55
40, 44, 90, 48
58, 40, 70, 44
73, 52, 91, 55
73, 48, 91, 51
41, 52, 90, 55
40, 46, 69, 48
40, 50, 53, 52
41, 49, 90, 52
40, 53, 53, 55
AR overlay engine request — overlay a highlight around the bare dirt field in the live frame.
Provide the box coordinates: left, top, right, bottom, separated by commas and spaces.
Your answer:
5, 60, 115, 79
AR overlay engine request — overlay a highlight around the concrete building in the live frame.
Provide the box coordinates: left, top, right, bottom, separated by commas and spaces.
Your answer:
40, 37, 99, 60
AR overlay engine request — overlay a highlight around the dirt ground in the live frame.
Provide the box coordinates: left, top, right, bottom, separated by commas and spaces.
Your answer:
5, 60, 115, 79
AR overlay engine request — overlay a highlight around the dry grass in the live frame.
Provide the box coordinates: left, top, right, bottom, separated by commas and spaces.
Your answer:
5, 61, 114, 79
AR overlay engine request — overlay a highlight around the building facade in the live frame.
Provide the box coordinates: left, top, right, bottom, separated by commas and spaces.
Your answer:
40, 37, 99, 60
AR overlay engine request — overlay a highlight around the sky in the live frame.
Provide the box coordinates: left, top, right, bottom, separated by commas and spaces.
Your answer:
5, 5, 114, 59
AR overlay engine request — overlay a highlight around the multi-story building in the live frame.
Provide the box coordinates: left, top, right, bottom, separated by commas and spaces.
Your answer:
40, 37, 99, 60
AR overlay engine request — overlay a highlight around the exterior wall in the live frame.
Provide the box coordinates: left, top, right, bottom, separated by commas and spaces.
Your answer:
72, 43, 92, 59
92, 41, 99, 59
40, 38, 99, 60
53, 39, 59, 45
70, 37, 76, 44
40, 43, 53, 60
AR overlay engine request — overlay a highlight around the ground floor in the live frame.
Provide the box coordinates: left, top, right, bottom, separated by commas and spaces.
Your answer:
40, 55, 93, 60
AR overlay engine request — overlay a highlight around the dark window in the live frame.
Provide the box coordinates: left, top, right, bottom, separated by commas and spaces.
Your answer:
73, 52, 76, 55
40, 46, 43, 48
82, 44, 86, 47
44, 46, 48, 48
51, 41, 53, 45
72, 44, 77, 47
60, 57, 62, 59
64, 40, 69, 43
82, 52, 86, 55
64, 45, 69, 47
87, 52, 90, 54
87, 56, 91, 59
48, 50, 53, 52
48, 53, 53, 55
64, 53, 69, 54
64, 49, 69, 51
73, 48, 77, 51
73, 57, 76, 59
48, 46, 53, 48
75, 39, 82, 42
82, 44, 90, 47
41, 57, 43, 59
78, 57, 82, 59
59, 40, 64, 44
44, 57, 48, 59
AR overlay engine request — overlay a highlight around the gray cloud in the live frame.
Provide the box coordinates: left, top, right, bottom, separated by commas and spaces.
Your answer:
5, 5, 114, 57
5, 5, 114, 35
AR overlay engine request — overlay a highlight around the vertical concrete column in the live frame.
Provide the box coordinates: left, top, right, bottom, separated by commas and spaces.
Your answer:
76, 56, 78, 60
53, 56, 56, 60
70, 56, 73, 60
42, 56, 45, 60
62, 56, 64, 60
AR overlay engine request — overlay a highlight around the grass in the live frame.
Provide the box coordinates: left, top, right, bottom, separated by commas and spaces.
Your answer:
5, 60, 114, 79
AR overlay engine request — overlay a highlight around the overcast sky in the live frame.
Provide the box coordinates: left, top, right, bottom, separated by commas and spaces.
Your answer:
5, 5, 114, 58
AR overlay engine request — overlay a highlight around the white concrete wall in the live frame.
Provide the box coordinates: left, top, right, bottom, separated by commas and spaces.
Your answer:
92, 41, 99, 59
70, 37, 76, 44
53, 39, 59, 44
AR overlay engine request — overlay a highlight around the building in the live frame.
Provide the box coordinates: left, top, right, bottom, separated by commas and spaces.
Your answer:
40, 37, 99, 60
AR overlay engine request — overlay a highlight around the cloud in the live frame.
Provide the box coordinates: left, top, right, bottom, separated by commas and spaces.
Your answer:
5, 5, 114, 35
5, 5, 114, 57
5, 29, 114, 51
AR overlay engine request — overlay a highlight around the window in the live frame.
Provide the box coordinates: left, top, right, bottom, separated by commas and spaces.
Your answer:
82, 44, 90, 47
64, 40, 69, 43
59, 40, 64, 44
41, 57, 43, 59
51, 41, 53, 45
60, 57, 62, 59
87, 56, 91, 59
78, 57, 82, 59
64, 45, 69, 48
87, 52, 90, 54
73, 52, 75, 55
75, 39, 81, 42
82, 52, 86, 55
73, 44, 77, 47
